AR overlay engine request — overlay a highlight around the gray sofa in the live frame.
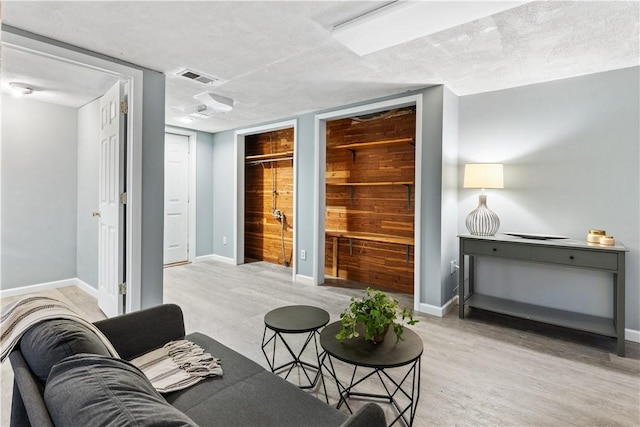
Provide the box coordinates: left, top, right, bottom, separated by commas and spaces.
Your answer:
9, 303, 386, 427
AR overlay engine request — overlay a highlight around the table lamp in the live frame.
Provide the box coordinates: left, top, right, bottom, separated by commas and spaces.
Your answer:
463, 163, 503, 236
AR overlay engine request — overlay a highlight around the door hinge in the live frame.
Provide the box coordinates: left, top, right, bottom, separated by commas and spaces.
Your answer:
118, 282, 127, 295
120, 192, 127, 205
120, 101, 128, 115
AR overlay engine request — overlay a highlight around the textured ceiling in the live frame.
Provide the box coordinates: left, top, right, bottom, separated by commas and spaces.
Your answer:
2, 1, 638, 133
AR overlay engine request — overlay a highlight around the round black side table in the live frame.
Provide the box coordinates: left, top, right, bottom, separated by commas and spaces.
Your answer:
261, 305, 330, 389
320, 321, 423, 427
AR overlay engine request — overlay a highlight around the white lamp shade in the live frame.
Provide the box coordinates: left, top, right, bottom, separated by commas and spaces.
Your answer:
463, 164, 504, 189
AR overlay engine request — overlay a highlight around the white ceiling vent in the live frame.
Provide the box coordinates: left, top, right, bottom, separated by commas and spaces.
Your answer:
176, 69, 224, 85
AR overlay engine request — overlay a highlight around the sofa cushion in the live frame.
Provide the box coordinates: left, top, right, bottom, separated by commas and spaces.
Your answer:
163, 332, 265, 411
183, 371, 347, 427
20, 319, 111, 383
44, 354, 198, 427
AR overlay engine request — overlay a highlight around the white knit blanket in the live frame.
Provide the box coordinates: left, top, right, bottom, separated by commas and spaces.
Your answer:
0, 295, 119, 362
131, 339, 223, 393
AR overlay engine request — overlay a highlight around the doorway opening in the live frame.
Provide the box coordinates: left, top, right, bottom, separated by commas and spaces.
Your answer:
324, 107, 417, 294
163, 129, 196, 267
314, 94, 423, 310
244, 128, 294, 267
2, 27, 145, 316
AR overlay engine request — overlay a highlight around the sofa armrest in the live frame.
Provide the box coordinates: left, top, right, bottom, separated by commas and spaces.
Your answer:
9, 351, 54, 427
339, 403, 387, 427
93, 304, 185, 360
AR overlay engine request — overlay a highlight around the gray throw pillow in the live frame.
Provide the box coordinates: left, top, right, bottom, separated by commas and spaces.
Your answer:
44, 354, 198, 427
20, 319, 111, 383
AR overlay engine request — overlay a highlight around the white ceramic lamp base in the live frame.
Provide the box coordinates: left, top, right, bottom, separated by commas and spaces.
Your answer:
466, 194, 500, 236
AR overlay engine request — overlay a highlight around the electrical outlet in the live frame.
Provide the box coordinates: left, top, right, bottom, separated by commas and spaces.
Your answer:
223, 236, 227, 245
301, 250, 306, 260
450, 260, 458, 275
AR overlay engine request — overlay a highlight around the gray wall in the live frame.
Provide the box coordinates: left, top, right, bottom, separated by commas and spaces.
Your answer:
76, 98, 100, 288
139, 69, 166, 309
458, 66, 640, 330
440, 87, 460, 304
211, 130, 235, 259
294, 113, 316, 277
419, 86, 446, 306
196, 131, 214, 257
1, 96, 78, 289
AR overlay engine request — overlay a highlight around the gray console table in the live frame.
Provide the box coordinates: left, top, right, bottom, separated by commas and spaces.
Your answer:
458, 234, 628, 356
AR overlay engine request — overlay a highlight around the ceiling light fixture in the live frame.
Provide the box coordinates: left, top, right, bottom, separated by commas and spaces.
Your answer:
9, 82, 34, 97
194, 92, 234, 113
331, 1, 530, 56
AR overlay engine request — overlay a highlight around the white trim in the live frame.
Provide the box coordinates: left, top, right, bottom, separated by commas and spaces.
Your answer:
1, 30, 144, 315
194, 254, 214, 262
234, 119, 298, 269
0, 278, 92, 299
294, 274, 315, 286
165, 127, 198, 263
418, 295, 457, 317
75, 279, 99, 298
313, 94, 423, 304
291, 121, 298, 281
625, 328, 640, 343
233, 132, 244, 265
208, 254, 236, 265
413, 96, 423, 313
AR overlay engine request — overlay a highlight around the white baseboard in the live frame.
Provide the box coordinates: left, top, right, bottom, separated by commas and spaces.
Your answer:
1, 278, 85, 299
205, 254, 236, 264
625, 328, 640, 343
294, 274, 316, 286
418, 295, 458, 318
194, 254, 214, 262
74, 278, 98, 298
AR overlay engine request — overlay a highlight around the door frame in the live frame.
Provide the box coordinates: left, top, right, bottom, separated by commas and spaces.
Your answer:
234, 119, 298, 280
164, 127, 197, 263
314, 94, 423, 312
2, 27, 144, 313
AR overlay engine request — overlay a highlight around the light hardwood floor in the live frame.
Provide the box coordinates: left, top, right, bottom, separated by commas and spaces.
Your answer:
1, 259, 639, 426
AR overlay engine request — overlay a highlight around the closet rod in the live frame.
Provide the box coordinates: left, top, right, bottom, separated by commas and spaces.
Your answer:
247, 156, 293, 166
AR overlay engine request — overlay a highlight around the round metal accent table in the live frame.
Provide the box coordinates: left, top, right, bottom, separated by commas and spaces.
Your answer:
320, 321, 423, 427
261, 305, 330, 389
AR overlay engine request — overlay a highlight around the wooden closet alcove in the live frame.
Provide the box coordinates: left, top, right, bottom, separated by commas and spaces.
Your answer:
325, 107, 416, 294
244, 128, 294, 267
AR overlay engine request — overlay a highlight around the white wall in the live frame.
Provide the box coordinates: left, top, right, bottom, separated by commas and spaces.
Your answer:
76, 98, 100, 288
459, 67, 640, 330
1, 96, 78, 288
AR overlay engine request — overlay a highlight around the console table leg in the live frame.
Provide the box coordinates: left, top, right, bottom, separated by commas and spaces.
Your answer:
459, 246, 465, 318
616, 254, 626, 357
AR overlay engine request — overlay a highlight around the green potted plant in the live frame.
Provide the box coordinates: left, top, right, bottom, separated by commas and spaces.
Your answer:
335, 288, 418, 344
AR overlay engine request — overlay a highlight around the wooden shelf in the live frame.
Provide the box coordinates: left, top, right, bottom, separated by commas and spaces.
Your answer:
245, 151, 293, 161
326, 181, 413, 187
326, 230, 414, 276
331, 137, 414, 150
326, 230, 414, 246
326, 182, 413, 208
466, 294, 616, 338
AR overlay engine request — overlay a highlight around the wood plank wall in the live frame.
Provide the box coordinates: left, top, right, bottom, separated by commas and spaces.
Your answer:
245, 128, 294, 267
325, 108, 416, 293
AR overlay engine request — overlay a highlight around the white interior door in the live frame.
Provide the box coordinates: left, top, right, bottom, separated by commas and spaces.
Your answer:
98, 82, 124, 318
164, 133, 190, 264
